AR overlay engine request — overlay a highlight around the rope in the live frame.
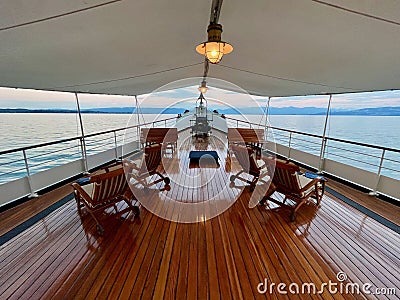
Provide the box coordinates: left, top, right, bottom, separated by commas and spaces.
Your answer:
0, 0, 123, 32
217, 64, 358, 91
311, 0, 400, 26
53, 62, 203, 90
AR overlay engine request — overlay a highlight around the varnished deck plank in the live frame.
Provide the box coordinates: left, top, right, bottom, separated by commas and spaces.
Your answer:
0, 185, 73, 236
1, 134, 399, 300
326, 179, 400, 226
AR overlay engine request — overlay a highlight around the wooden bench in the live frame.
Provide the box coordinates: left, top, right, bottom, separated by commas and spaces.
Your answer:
228, 128, 265, 157
140, 128, 178, 153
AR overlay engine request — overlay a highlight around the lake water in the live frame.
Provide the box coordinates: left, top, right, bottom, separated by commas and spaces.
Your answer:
0, 113, 399, 183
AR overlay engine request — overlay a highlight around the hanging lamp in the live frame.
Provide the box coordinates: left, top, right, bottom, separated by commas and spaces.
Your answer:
196, 23, 233, 64
198, 80, 208, 94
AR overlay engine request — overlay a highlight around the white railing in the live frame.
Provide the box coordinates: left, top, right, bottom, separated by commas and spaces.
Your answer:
225, 116, 400, 201
1, 114, 398, 206
0, 116, 177, 206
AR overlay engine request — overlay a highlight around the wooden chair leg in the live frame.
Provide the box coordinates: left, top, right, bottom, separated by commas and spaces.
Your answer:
291, 199, 307, 222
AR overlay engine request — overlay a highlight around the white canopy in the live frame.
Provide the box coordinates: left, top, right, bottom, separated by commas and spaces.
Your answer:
0, 0, 399, 97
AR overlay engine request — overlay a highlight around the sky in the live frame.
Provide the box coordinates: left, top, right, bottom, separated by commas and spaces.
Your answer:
0, 86, 399, 111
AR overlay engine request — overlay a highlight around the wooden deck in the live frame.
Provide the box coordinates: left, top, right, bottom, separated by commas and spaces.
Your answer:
0, 134, 399, 299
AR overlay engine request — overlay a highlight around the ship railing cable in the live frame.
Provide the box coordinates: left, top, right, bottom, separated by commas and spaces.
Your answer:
326, 143, 383, 160
0, 116, 177, 184
0, 167, 28, 178
0, 115, 399, 184
225, 115, 400, 180
225, 116, 400, 152
27, 153, 83, 171
24, 143, 80, 160
324, 151, 381, 168
289, 141, 321, 153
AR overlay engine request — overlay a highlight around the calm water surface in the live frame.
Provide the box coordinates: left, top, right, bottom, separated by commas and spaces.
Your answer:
0, 113, 399, 183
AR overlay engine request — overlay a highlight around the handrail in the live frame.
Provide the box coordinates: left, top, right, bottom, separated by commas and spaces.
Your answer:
0, 113, 399, 202
0, 116, 177, 156
225, 116, 400, 153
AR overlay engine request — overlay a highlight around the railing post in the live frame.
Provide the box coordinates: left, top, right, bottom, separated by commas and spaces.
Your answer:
369, 149, 385, 196
22, 150, 38, 198
113, 131, 121, 162
318, 94, 332, 173
287, 132, 292, 160
79, 137, 89, 174
318, 137, 327, 173
75, 93, 89, 175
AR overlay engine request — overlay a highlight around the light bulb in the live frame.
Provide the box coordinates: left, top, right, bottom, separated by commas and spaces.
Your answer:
198, 81, 208, 94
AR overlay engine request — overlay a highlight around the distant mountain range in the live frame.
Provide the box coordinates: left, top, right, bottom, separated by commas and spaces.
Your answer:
1, 106, 399, 116
0, 107, 186, 114
218, 106, 400, 115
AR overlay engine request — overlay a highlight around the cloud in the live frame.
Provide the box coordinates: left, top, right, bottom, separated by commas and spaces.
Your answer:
254, 91, 400, 109
0, 86, 399, 110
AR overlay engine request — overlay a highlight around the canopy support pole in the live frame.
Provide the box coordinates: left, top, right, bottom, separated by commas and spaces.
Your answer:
264, 97, 271, 143
318, 94, 332, 173
134, 95, 141, 149
75, 93, 89, 174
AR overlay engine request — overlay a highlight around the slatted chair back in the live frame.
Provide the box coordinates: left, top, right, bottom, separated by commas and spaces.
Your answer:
90, 168, 128, 207
141, 128, 178, 145
271, 159, 301, 195
228, 128, 264, 144
137, 144, 162, 175
231, 144, 260, 177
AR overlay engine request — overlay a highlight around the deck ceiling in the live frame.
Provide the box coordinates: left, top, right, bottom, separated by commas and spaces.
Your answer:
0, 0, 399, 97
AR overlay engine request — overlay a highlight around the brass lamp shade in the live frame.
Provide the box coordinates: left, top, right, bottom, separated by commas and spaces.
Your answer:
198, 80, 208, 93
196, 23, 233, 64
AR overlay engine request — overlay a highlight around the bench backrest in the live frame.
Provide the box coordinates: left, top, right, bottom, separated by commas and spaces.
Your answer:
140, 128, 178, 144
228, 128, 264, 143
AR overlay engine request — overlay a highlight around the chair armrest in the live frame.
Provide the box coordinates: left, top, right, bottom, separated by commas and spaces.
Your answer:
123, 159, 140, 172
299, 177, 324, 193
71, 182, 92, 203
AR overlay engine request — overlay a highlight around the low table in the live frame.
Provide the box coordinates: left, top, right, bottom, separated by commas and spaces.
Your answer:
189, 150, 219, 168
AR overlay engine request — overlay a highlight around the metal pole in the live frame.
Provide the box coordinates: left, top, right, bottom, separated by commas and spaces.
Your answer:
75, 93, 89, 174
264, 97, 271, 141
113, 131, 120, 162
318, 94, 332, 173
134, 95, 142, 147
23, 149, 38, 198
369, 149, 386, 196
287, 132, 292, 160
264, 97, 271, 137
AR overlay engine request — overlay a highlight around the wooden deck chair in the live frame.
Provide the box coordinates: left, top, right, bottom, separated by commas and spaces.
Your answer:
125, 143, 170, 190
261, 158, 325, 221
72, 166, 140, 235
229, 144, 269, 192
